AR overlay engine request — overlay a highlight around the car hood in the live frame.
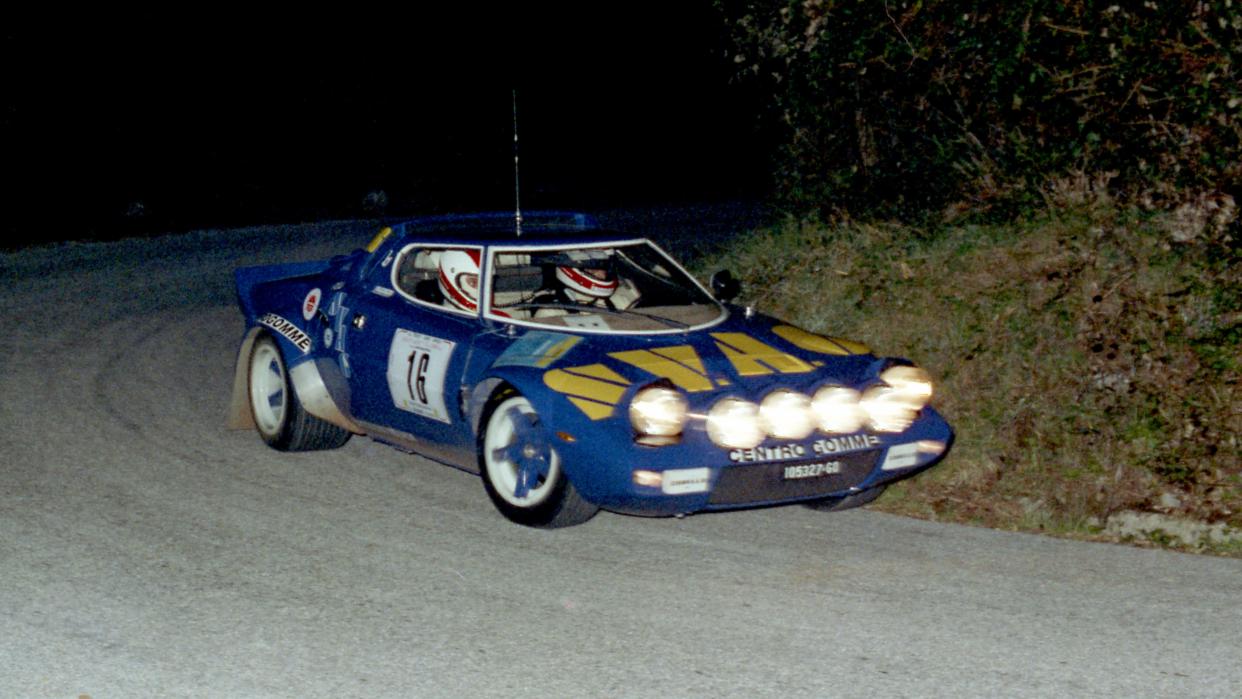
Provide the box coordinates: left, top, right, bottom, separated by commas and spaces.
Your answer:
495, 309, 887, 420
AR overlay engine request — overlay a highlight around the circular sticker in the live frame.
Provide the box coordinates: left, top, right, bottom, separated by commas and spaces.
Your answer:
302, 288, 322, 321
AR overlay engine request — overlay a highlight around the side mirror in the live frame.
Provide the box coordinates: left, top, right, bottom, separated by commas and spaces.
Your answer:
710, 269, 741, 303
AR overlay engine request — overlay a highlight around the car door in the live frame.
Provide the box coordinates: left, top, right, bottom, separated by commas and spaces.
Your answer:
339, 242, 484, 461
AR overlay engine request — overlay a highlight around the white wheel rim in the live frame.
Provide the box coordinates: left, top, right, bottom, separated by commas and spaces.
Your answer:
484, 397, 560, 508
249, 342, 287, 437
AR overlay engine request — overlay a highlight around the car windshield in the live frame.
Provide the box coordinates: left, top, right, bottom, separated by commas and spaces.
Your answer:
485, 241, 725, 333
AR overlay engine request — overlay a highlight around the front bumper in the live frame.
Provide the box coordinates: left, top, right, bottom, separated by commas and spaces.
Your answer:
570, 407, 954, 516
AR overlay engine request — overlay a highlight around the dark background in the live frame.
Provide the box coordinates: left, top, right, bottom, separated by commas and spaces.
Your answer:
5, 8, 772, 248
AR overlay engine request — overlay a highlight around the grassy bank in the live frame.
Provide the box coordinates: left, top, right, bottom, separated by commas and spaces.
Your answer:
701, 203, 1240, 555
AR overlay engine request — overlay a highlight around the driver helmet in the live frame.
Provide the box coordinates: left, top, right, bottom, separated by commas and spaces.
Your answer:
556, 252, 617, 301
438, 249, 482, 311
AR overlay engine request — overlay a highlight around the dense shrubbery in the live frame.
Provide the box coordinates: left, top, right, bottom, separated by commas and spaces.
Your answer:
702, 204, 1240, 549
710, 1, 1241, 550
717, 0, 1240, 219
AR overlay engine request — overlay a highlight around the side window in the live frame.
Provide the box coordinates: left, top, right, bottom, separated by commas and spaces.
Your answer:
394, 247, 445, 305
392, 245, 483, 316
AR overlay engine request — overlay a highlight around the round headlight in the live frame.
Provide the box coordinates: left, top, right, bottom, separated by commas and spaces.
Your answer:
811, 385, 865, 434
629, 386, 688, 437
759, 389, 814, 440
879, 365, 933, 408
706, 398, 763, 449
860, 385, 918, 432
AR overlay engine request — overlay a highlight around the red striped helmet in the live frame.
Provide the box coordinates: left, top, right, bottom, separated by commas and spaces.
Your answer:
556, 263, 617, 299
438, 249, 481, 311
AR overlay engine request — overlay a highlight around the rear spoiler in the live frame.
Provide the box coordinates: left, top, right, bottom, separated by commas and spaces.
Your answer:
234, 259, 332, 320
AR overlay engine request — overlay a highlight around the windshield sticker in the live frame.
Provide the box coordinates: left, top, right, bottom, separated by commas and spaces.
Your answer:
562, 314, 610, 330
259, 313, 312, 353
302, 288, 322, 321
492, 332, 582, 369
387, 329, 456, 423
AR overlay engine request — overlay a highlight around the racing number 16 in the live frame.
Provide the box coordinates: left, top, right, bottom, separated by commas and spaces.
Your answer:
386, 329, 454, 423
407, 351, 431, 404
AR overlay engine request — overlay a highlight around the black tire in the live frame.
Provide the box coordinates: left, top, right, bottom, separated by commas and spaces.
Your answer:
478, 391, 599, 528
247, 335, 351, 452
803, 484, 888, 512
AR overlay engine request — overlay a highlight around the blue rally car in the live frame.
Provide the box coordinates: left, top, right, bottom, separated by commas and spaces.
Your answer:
228, 212, 952, 527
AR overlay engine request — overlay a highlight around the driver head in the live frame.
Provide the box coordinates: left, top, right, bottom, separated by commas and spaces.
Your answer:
439, 249, 482, 311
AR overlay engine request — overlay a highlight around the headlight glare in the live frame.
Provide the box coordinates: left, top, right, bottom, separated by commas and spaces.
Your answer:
860, 385, 919, 432
629, 386, 688, 437
706, 398, 763, 449
759, 389, 814, 440
811, 385, 865, 433
879, 365, 933, 408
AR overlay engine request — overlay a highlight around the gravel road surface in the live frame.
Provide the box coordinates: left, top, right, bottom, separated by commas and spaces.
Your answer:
3, 213, 1239, 698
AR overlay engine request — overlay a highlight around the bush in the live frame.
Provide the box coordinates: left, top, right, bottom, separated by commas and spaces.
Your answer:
717, 0, 1241, 218
702, 204, 1240, 543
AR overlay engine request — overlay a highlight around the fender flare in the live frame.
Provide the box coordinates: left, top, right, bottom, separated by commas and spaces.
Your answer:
466, 367, 595, 441
227, 327, 362, 434
466, 366, 622, 488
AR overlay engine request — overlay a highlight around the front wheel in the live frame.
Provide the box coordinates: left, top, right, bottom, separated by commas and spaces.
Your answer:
248, 335, 351, 452
479, 392, 598, 528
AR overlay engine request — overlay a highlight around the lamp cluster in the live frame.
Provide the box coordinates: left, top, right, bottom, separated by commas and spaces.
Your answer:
629, 366, 934, 449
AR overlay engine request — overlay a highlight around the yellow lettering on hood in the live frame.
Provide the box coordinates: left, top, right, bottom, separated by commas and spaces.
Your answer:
609, 346, 714, 392
712, 333, 814, 376
543, 364, 631, 420
772, 325, 870, 355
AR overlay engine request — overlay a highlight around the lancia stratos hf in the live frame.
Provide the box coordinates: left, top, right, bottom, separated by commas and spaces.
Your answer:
228, 212, 952, 527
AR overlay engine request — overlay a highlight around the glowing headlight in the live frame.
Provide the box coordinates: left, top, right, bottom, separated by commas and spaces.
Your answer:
879, 365, 933, 408
860, 385, 919, 432
811, 385, 865, 434
759, 389, 814, 440
629, 386, 688, 437
706, 398, 763, 449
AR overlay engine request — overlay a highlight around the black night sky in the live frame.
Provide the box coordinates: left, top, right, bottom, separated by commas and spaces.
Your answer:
6, 8, 772, 248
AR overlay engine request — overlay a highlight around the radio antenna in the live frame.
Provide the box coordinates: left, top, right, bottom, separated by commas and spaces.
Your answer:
512, 89, 523, 237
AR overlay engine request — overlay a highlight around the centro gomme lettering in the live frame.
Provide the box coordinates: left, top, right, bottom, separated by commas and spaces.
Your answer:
812, 434, 880, 455
259, 313, 312, 353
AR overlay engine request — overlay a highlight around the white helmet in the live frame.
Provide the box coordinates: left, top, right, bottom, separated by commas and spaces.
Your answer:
556, 254, 617, 301
438, 249, 481, 311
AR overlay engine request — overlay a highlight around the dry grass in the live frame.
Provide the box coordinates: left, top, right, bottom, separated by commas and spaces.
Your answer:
703, 205, 1241, 554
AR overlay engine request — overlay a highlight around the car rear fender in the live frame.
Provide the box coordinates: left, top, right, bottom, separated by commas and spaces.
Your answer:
227, 326, 362, 434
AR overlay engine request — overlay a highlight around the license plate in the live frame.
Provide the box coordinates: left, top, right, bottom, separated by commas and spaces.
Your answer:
782, 460, 843, 480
